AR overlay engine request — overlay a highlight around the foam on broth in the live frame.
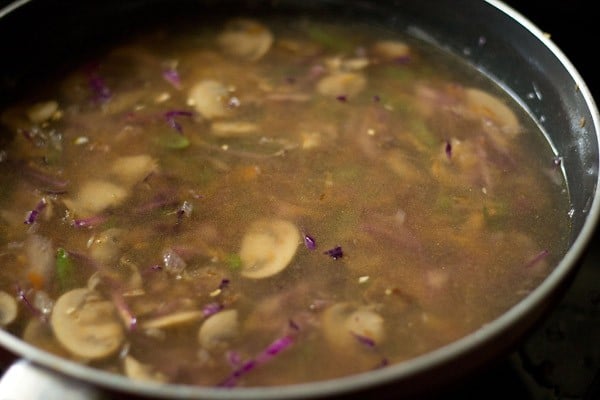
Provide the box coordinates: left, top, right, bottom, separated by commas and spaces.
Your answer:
0, 15, 571, 386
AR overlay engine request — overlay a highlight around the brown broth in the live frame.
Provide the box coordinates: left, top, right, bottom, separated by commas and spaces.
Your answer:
0, 16, 571, 387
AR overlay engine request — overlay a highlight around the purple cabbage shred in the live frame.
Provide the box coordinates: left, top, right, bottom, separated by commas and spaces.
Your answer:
202, 302, 224, 317
87, 69, 111, 104
218, 335, 295, 388
72, 214, 107, 229
163, 68, 182, 89
24, 198, 47, 225
218, 279, 230, 290
336, 95, 348, 102
352, 332, 376, 347
324, 245, 343, 260
525, 249, 549, 268
164, 110, 194, 134
445, 140, 452, 159
303, 234, 317, 250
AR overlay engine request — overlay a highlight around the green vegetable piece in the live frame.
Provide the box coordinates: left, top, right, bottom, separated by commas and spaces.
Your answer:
56, 247, 75, 290
305, 25, 353, 53
483, 202, 508, 230
226, 253, 242, 270
157, 133, 190, 149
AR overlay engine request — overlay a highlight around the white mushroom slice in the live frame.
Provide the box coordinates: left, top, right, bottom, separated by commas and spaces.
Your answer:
464, 88, 521, 136
344, 308, 385, 343
23, 318, 70, 356
322, 303, 385, 351
0, 291, 17, 327
89, 228, 124, 265
239, 218, 300, 279
63, 180, 128, 217
317, 72, 367, 98
27, 101, 59, 124
141, 310, 203, 330
51, 288, 124, 360
198, 309, 239, 350
110, 155, 158, 186
188, 80, 230, 120
211, 121, 259, 137
217, 18, 273, 61
372, 40, 411, 60
123, 356, 168, 383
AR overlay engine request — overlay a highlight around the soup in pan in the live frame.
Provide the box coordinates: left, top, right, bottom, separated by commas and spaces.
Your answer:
0, 16, 571, 387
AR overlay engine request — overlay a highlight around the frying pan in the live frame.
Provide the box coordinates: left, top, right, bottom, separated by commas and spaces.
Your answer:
0, 0, 598, 399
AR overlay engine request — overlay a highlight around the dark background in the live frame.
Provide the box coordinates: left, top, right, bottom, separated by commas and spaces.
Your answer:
0, 1, 598, 399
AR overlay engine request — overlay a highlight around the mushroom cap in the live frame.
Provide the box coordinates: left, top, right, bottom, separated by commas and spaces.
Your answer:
464, 87, 521, 136
188, 80, 229, 120
50, 288, 125, 360
0, 290, 17, 327
123, 355, 168, 383
198, 309, 239, 350
239, 218, 300, 279
217, 18, 273, 61
322, 302, 385, 351
317, 72, 367, 98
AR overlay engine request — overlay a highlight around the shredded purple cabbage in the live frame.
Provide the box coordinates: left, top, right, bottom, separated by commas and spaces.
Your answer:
394, 55, 411, 65
336, 95, 348, 102
87, 68, 111, 104
162, 67, 182, 89
373, 94, 381, 102
218, 335, 295, 387
445, 140, 452, 159
202, 302, 223, 317
16, 286, 45, 321
111, 292, 137, 331
218, 279, 230, 290
324, 245, 343, 260
24, 198, 47, 225
303, 234, 317, 250
164, 110, 194, 134
352, 332, 376, 348
525, 249, 549, 268
72, 214, 107, 229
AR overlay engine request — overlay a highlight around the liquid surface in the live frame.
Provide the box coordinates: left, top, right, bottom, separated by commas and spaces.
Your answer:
0, 16, 571, 387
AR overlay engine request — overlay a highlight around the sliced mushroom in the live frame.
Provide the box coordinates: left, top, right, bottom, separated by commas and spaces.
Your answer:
89, 228, 125, 265
23, 318, 70, 357
27, 100, 59, 124
50, 288, 124, 360
63, 180, 128, 217
198, 309, 239, 351
123, 355, 168, 383
211, 121, 259, 137
110, 154, 158, 186
316, 72, 367, 98
0, 291, 17, 327
217, 18, 273, 61
464, 88, 520, 136
322, 302, 385, 351
188, 80, 230, 120
239, 218, 300, 279
141, 310, 203, 330
372, 40, 411, 60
